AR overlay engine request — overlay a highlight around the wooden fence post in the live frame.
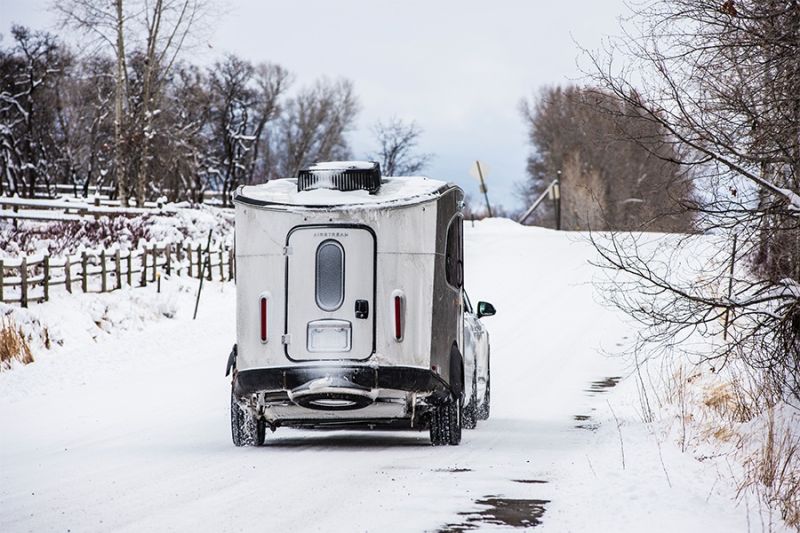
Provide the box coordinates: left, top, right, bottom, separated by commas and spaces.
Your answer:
141, 249, 147, 287
43, 255, 50, 302
81, 252, 88, 293
195, 244, 202, 279
229, 247, 235, 281
20, 256, 28, 308
218, 248, 224, 280
65, 256, 72, 293
100, 250, 107, 293
0, 259, 4, 302
151, 245, 157, 282
126, 252, 132, 286
165, 244, 172, 276
115, 250, 122, 290
207, 245, 213, 281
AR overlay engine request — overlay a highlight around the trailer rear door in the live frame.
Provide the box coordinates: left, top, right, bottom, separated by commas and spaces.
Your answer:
285, 226, 375, 361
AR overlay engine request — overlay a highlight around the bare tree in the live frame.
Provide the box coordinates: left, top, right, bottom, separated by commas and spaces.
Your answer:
264, 78, 359, 180
247, 62, 291, 184
57, 0, 205, 205
55, 0, 130, 202
133, 0, 204, 206
586, 1, 800, 399
368, 118, 433, 177
0, 26, 67, 197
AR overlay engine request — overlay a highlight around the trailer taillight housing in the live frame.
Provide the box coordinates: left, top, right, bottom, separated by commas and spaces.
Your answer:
259, 292, 270, 343
392, 290, 405, 341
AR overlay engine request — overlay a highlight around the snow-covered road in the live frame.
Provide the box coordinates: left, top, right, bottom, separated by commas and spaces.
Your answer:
1, 220, 758, 531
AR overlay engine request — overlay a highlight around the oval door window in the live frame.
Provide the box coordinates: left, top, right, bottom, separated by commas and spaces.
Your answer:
315, 239, 345, 311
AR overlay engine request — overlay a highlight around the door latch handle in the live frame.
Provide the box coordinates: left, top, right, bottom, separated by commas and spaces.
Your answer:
355, 299, 369, 319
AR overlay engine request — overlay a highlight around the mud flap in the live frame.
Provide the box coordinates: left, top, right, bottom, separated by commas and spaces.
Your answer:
225, 344, 237, 377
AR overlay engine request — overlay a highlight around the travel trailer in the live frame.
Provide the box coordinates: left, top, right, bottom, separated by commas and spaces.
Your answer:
227, 161, 494, 446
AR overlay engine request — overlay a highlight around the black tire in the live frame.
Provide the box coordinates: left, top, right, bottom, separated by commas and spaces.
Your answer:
231, 390, 248, 447
255, 418, 266, 446
462, 368, 478, 430
231, 390, 264, 447
448, 396, 462, 445
429, 402, 448, 446
478, 350, 491, 421
430, 395, 462, 446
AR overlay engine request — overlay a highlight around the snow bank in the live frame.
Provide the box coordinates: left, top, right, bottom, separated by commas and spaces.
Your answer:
0, 217, 792, 531
0, 303, 63, 355
0, 279, 194, 380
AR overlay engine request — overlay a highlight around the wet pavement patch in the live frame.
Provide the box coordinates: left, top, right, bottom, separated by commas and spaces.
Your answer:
511, 479, 547, 484
439, 496, 549, 531
573, 414, 600, 431
586, 376, 621, 394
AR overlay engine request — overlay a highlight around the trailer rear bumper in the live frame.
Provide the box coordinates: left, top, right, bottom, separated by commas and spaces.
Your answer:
234, 365, 450, 399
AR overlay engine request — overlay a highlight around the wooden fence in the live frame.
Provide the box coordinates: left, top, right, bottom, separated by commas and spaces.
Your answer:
0, 241, 235, 307
0, 192, 231, 223
0, 196, 174, 223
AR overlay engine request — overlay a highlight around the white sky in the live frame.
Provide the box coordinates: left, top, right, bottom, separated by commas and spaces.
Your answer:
2, 0, 628, 210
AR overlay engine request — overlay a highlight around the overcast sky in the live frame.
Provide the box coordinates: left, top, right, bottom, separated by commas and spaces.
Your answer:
3, 0, 628, 210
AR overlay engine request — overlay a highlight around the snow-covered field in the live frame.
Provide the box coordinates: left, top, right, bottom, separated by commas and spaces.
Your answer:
0, 219, 782, 532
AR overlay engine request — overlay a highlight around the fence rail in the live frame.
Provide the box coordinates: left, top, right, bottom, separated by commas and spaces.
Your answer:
0, 241, 235, 307
23, 183, 228, 202
0, 192, 231, 223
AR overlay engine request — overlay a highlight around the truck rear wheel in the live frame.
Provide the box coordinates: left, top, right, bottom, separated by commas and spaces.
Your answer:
462, 369, 478, 430
478, 351, 491, 421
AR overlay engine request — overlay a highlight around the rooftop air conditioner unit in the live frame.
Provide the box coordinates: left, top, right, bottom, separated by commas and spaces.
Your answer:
297, 161, 381, 194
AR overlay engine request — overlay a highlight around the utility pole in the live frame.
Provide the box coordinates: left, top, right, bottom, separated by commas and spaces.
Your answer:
470, 160, 493, 218
551, 170, 562, 230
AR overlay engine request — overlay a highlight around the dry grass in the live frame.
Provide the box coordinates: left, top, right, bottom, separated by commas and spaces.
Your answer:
641, 359, 800, 528
739, 410, 800, 529
0, 318, 34, 371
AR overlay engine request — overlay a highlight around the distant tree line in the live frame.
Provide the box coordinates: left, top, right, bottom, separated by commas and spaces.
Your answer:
0, 12, 362, 205
519, 85, 695, 232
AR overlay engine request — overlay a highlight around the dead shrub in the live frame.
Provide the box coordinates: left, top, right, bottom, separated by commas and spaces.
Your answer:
0, 318, 34, 370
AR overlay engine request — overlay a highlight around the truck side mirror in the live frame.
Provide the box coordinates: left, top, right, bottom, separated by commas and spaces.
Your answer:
477, 301, 496, 319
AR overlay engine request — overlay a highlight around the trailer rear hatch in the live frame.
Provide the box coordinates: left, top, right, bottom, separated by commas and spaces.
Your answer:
285, 226, 376, 361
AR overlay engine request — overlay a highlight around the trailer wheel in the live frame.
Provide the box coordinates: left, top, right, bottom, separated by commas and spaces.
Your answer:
231, 391, 247, 447
429, 396, 462, 446
231, 390, 264, 447
462, 368, 478, 430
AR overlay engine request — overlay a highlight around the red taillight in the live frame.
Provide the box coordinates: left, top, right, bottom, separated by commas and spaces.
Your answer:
393, 291, 404, 341
394, 296, 402, 340
260, 296, 268, 343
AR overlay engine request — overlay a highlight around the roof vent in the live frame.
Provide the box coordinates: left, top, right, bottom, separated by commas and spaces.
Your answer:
297, 161, 381, 194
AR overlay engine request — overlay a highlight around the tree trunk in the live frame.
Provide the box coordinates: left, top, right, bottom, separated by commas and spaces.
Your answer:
135, 0, 164, 207
114, 0, 128, 206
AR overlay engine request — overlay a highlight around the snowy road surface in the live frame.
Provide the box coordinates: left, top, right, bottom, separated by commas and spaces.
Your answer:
2, 220, 757, 531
